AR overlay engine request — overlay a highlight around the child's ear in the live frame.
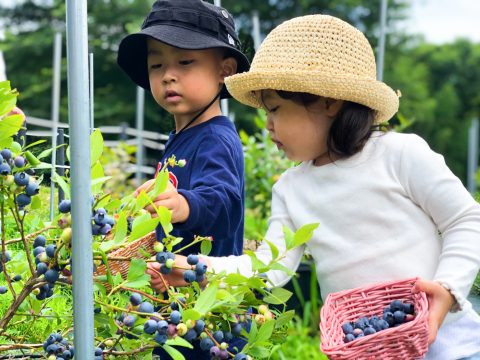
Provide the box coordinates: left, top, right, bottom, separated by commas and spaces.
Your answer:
220, 57, 238, 81
325, 98, 344, 117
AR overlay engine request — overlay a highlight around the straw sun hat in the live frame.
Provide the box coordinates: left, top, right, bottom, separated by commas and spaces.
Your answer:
225, 15, 400, 123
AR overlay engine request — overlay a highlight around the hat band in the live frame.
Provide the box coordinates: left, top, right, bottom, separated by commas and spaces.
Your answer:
143, 9, 227, 38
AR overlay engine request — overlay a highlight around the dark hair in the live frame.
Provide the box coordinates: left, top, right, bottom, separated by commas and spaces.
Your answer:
276, 90, 377, 159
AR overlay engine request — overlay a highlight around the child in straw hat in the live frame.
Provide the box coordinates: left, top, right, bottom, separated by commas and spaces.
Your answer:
148, 14, 480, 359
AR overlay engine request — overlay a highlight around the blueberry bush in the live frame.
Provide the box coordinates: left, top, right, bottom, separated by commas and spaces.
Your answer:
0, 81, 319, 359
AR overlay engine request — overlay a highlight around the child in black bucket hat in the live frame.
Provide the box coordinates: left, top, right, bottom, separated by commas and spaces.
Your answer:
118, 1, 249, 357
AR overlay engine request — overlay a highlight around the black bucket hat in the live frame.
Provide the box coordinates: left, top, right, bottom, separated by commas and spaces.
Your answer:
117, 0, 250, 99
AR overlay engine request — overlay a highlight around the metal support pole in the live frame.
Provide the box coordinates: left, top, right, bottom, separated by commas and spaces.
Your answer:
89, 52, 94, 132
66, 0, 94, 358
467, 118, 479, 193
135, 86, 145, 185
120, 122, 128, 141
50, 31, 62, 221
252, 10, 261, 51
377, 0, 388, 81
57, 129, 65, 203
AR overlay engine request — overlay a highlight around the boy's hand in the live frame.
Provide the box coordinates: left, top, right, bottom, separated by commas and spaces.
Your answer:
146, 255, 190, 292
134, 179, 190, 224
412, 279, 456, 345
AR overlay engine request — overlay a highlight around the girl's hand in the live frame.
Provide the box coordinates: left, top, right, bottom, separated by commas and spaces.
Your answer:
412, 279, 456, 345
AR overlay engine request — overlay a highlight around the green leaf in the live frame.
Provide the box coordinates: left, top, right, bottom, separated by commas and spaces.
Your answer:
262, 287, 292, 305
124, 273, 150, 288
293, 223, 319, 248
0, 114, 24, 142
283, 226, 295, 251
130, 217, 159, 241
90, 129, 104, 165
162, 344, 186, 360
126, 258, 147, 282
151, 169, 169, 197
30, 195, 41, 210
52, 172, 70, 199
113, 213, 128, 245
200, 239, 212, 255
22, 139, 47, 151
166, 336, 194, 349
24, 150, 41, 166
181, 308, 202, 321
224, 273, 248, 285
274, 310, 295, 328
245, 250, 267, 272
157, 206, 173, 235
269, 262, 295, 276
264, 239, 279, 259
255, 320, 275, 341
194, 283, 218, 315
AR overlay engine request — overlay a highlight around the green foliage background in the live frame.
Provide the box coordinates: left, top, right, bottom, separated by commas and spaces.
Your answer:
2, 0, 480, 182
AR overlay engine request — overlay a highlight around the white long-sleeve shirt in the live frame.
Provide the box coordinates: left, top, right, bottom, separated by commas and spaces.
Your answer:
209, 131, 480, 358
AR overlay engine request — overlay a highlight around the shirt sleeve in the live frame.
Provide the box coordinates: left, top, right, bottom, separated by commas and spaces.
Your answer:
399, 134, 480, 309
208, 179, 305, 288
175, 133, 243, 238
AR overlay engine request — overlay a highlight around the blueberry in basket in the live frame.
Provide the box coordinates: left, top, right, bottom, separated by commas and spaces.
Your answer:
342, 299, 415, 343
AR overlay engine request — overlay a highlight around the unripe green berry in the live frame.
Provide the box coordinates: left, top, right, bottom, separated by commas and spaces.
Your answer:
258, 304, 268, 315
165, 258, 175, 269
220, 342, 228, 350
153, 242, 164, 253
176, 323, 188, 336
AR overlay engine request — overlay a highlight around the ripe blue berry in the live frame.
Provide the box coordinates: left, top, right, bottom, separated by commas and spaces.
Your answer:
364, 326, 376, 335
156, 252, 168, 263
16, 193, 31, 207
344, 333, 355, 343
94, 347, 103, 356
45, 244, 56, 258
154, 333, 167, 345
195, 261, 207, 276
194, 319, 205, 333
232, 323, 243, 336
0, 162, 11, 175
1, 149, 12, 161
0, 286, 7, 294
170, 310, 181, 324
130, 293, 142, 306
33, 235, 46, 248
14, 172, 29, 186
58, 200, 71, 213
123, 315, 136, 327
234, 354, 248, 360
44, 269, 59, 283
341, 322, 354, 335
25, 182, 39, 196
390, 299, 403, 312
213, 330, 224, 342
403, 302, 415, 315
157, 320, 169, 334
138, 302, 154, 314
160, 264, 172, 274
187, 254, 199, 265
184, 329, 197, 342
183, 269, 196, 283
36, 262, 48, 275
200, 337, 214, 351
393, 310, 406, 324
144, 319, 158, 334
13, 156, 25, 168
210, 346, 221, 358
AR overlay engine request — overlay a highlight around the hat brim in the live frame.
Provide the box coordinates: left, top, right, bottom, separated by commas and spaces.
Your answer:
117, 25, 250, 98
225, 70, 399, 123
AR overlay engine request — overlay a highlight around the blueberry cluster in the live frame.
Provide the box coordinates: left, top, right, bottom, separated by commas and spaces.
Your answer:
0, 148, 40, 209
342, 299, 416, 343
109, 292, 251, 359
57, 200, 115, 237
32, 234, 65, 300
42, 332, 74, 359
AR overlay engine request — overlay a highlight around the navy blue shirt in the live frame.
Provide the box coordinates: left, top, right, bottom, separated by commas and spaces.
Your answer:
155, 116, 245, 257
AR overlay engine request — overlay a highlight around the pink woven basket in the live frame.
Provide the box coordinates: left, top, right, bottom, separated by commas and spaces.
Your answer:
320, 277, 429, 360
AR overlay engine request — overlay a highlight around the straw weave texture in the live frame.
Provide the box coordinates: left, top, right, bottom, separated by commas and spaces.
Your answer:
225, 15, 400, 123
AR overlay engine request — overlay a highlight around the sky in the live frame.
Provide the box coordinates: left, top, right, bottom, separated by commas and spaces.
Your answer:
401, 0, 480, 44
1, 0, 479, 80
